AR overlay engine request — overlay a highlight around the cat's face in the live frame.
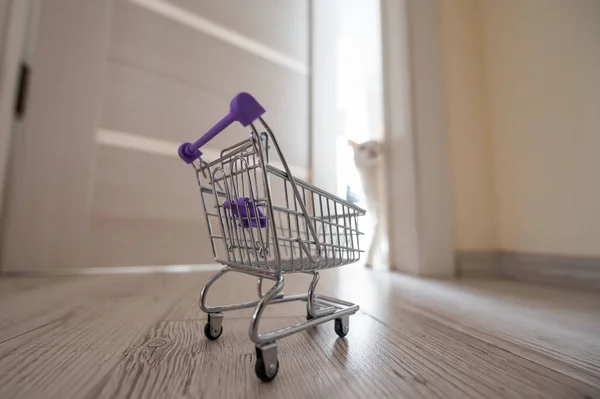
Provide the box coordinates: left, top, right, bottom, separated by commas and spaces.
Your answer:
348, 139, 382, 168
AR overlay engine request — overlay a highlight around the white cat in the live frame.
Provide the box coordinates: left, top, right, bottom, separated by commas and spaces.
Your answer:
348, 139, 385, 268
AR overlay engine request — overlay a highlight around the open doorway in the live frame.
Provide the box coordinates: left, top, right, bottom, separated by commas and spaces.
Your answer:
312, 0, 387, 270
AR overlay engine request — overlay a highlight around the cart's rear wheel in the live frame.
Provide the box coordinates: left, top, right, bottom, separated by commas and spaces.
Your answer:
204, 314, 223, 340
204, 322, 222, 340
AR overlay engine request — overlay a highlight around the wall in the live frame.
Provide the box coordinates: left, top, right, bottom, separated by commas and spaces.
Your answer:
439, 0, 497, 252
442, 0, 600, 258
482, 0, 600, 257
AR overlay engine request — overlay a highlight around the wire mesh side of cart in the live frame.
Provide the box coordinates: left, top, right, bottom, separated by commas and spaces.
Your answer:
192, 121, 366, 276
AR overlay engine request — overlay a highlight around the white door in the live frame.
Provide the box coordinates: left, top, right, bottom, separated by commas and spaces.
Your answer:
1, 0, 310, 272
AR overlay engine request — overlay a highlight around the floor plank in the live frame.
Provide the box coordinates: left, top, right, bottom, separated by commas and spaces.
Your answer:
93, 316, 599, 399
91, 317, 489, 399
318, 267, 600, 386
0, 267, 598, 398
0, 275, 76, 300
0, 275, 104, 343
0, 274, 198, 399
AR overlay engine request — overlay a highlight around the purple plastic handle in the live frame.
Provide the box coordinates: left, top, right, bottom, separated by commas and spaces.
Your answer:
178, 92, 266, 163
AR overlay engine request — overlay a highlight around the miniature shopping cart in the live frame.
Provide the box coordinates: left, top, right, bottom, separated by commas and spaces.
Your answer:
178, 93, 366, 382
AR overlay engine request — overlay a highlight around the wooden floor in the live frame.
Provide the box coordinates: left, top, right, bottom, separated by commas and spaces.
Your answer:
0, 265, 599, 399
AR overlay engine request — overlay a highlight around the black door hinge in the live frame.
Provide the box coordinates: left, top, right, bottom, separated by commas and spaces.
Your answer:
14, 62, 30, 120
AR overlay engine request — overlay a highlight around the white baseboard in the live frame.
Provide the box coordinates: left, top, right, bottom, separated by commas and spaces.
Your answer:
456, 251, 502, 277
500, 252, 600, 291
456, 250, 600, 291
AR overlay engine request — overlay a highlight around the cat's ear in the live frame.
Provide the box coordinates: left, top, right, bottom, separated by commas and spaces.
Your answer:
348, 139, 358, 149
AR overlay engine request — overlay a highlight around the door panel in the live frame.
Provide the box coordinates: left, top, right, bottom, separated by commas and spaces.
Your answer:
101, 61, 308, 167
168, 0, 308, 63
90, 146, 201, 222
1, 0, 112, 272
1, 0, 309, 271
88, 217, 208, 268
106, 0, 308, 166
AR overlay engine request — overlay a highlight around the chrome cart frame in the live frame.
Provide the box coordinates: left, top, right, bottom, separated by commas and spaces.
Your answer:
178, 93, 366, 382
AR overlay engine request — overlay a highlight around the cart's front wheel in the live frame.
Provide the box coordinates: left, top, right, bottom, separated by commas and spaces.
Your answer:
255, 343, 279, 382
255, 357, 279, 382
334, 317, 349, 338
204, 313, 223, 340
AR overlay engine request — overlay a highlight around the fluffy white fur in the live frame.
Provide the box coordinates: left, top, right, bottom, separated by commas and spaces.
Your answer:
348, 139, 384, 268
